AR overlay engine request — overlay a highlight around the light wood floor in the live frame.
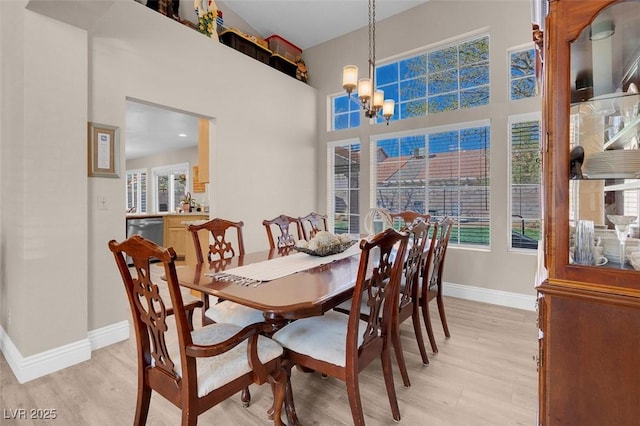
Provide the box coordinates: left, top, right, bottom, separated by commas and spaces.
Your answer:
1, 295, 538, 425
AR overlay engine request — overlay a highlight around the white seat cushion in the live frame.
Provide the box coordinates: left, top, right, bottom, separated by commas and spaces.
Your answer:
205, 300, 265, 327
272, 311, 367, 367
171, 323, 283, 398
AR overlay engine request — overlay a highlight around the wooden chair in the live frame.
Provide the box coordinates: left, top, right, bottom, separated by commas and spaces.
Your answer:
272, 228, 409, 425
262, 214, 301, 249
298, 212, 328, 241
108, 235, 286, 426
188, 218, 246, 264
390, 210, 431, 228
420, 217, 454, 353
334, 220, 432, 387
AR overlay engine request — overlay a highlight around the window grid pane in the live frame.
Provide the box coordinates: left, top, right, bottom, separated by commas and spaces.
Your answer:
333, 143, 361, 234
510, 48, 537, 100
511, 119, 542, 249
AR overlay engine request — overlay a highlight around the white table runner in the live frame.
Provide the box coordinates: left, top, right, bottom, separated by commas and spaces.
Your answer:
205, 243, 361, 285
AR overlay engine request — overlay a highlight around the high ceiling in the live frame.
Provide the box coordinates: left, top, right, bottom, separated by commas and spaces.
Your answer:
126, 0, 429, 160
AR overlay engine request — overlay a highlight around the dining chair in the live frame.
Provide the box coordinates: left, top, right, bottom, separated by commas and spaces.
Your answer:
272, 228, 409, 425
390, 210, 431, 229
298, 212, 328, 241
187, 218, 266, 407
108, 235, 286, 426
420, 217, 454, 354
334, 220, 432, 387
262, 214, 302, 249
187, 218, 265, 327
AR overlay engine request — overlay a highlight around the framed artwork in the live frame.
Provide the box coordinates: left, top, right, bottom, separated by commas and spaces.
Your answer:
88, 122, 120, 178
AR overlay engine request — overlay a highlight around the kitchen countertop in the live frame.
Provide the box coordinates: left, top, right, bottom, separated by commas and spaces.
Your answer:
126, 212, 209, 220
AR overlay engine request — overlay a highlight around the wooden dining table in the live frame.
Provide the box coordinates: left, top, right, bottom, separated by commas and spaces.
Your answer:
175, 246, 364, 326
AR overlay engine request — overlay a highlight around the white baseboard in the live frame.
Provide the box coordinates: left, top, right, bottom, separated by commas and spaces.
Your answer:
444, 282, 537, 311
88, 320, 130, 351
0, 321, 129, 384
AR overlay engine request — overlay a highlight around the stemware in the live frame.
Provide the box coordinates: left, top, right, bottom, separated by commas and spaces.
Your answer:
607, 215, 637, 268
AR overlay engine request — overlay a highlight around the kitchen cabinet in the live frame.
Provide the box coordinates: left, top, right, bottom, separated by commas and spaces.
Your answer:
536, 1, 640, 424
198, 118, 209, 183
163, 214, 208, 260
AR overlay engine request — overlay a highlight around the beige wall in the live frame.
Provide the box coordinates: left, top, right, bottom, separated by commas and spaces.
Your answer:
303, 1, 542, 297
1, 0, 317, 363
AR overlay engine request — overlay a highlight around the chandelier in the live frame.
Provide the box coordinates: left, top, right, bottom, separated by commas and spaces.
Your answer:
342, 0, 394, 125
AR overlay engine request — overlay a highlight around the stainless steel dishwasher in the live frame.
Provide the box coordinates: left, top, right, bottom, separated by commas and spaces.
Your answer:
126, 216, 164, 264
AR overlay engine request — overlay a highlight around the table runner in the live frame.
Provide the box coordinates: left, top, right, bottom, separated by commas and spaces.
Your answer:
205, 242, 362, 285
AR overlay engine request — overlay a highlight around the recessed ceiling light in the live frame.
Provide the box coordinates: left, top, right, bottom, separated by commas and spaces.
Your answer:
178, 133, 187, 137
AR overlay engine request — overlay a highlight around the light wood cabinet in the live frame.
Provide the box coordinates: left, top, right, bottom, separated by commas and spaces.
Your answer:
197, 118, 209, 183
163, 214, 208, 260
537, 1, 640, 424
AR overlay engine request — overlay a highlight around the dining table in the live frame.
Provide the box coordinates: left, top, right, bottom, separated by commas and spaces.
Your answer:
175, 242, 366, 326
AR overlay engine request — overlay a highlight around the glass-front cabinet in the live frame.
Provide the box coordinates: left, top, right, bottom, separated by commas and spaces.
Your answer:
537, 1, 640, 424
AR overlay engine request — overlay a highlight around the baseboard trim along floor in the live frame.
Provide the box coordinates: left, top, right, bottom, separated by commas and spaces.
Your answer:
0, 320, 129, 384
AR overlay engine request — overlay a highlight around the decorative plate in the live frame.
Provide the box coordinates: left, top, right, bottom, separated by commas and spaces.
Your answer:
293, 240, 356, 257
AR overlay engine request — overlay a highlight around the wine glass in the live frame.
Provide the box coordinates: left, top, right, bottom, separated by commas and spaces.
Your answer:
607, 215, 637, 268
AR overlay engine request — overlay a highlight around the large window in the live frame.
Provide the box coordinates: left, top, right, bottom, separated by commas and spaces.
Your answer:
509, 115, 542, 249
152, 163, 189, 213
375, 34, 490, 123
332, 93, 361, 130
126, 169, 147, 213
328, 141, 361, 234
373, 123, 491, 246
509, 47, 537, 100
330, 34, 490, 129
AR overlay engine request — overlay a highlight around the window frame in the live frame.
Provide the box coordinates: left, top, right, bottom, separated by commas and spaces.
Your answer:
327, 139, 361, 234
126, 168, 148, 214
151, 162, 190, 214
508, 112, 542, 252
507, 43, 538, 101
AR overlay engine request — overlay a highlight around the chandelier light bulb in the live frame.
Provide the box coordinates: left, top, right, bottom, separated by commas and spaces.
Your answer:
358, 78, 372, 103
342, 65, 358, 94
373, 91, 384, 109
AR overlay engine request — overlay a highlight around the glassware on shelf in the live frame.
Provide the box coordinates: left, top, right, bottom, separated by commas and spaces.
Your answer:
574, 220, 595, 265
607, 215, 637, 268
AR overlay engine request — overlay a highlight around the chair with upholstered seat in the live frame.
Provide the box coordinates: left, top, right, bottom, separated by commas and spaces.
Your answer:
390, 210, 431, 229
420, 217, 454, 353
187, 218, 264, 326
108, 235, 286, 426
298, 212, 328, 241
334, 220, 432, 387
263, 214, 301, 249
272, 228, 409, 425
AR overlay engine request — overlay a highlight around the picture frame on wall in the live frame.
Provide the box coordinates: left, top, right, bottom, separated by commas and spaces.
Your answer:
88, 122, 120, 178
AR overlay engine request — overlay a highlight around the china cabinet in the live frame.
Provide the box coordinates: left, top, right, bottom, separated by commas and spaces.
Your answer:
537, 0, 640, 424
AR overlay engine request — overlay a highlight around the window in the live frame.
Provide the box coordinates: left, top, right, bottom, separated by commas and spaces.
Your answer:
509, 115, 542, 249
331, 93, 361, 130
328, 141, 361, 234
509, 47, 537, 100
373, 123, 491, 246
151, 163, 189, 213
374, 34, 490, 123
126, 169, 147, 213
426, 125, 491, 245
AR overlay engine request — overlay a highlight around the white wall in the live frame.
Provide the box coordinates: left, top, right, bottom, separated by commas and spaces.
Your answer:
304, 1, 542, 299
1, 0, 317, 381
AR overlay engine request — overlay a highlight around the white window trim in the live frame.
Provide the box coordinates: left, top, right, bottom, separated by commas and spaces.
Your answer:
327, 139, 360, 232
151, 162, 189, 213
507, 112, 542, 253
507, 43, 537, 102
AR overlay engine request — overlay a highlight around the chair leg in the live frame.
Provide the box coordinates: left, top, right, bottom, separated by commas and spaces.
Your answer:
134, 382, 152, 426
437, 294, 451, 338
391, 322, 411, 387
267, 367, 287, 426
181, 408, 197, 426
201, 294, 214, 326
282, 360, 301, 426
411, 307, 430, 366
241, 387, 251, 407
421, 301, 439, 353
345, 369, 366, 426
380, 347, 401, 422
